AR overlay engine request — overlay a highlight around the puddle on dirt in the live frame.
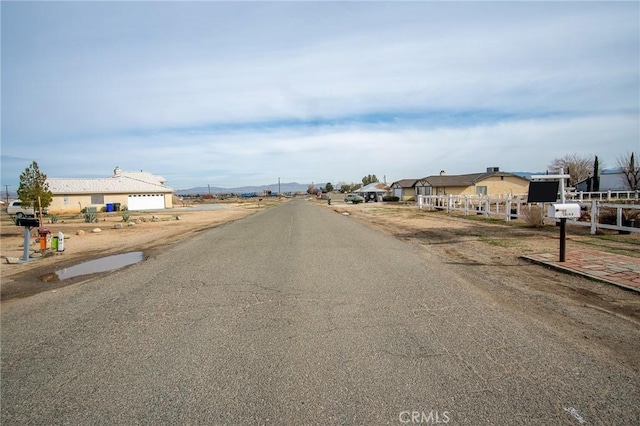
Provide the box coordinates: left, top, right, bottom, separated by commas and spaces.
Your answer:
51, 252, 145, 281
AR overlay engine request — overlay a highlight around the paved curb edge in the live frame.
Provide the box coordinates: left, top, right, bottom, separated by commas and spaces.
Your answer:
520, 255, 640, 294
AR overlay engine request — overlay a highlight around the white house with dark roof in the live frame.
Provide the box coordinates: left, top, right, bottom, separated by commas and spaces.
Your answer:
47, 167, 173, 213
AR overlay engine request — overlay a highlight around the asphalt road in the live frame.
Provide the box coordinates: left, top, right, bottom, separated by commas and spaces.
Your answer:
2, 199, 638, 424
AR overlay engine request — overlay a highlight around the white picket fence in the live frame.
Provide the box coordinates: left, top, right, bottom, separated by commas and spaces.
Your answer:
567, 190, 640, 201
417, 194, 640, 234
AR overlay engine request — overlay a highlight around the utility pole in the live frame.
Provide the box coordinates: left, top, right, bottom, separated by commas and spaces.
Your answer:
278, 177, 281, 197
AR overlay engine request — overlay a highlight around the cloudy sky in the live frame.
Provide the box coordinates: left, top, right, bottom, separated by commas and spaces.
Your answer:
2, 1, 638, 190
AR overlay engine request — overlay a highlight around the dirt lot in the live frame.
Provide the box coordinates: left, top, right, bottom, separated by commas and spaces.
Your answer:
0, 199, 280, 299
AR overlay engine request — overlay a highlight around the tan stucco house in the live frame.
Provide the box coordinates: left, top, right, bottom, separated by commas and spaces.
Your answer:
47, 167, 174, 214
415, 168, 529, 198
390, 179, 419, 201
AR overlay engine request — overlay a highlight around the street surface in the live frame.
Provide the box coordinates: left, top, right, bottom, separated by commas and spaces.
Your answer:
2, 199, 639, 424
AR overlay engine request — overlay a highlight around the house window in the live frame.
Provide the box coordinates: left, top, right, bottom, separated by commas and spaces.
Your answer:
91, 194, 104, 204
476, 186, 488, 196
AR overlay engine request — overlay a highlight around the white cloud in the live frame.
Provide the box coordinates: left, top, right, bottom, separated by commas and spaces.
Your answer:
13, 112, 628, 189
1, 2, 638, 188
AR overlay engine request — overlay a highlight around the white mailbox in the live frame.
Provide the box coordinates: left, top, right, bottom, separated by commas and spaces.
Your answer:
548, 203, 581, 219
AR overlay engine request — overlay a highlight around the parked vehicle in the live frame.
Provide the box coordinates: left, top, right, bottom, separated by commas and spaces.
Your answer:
344, 194, 365, 204
6, 200, 47, 218
363, 192, 380, 202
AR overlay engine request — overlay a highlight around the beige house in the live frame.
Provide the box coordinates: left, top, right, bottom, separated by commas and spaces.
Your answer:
415, 168, 529, 198
390, 179, 419, 201
47, 167, 173, 214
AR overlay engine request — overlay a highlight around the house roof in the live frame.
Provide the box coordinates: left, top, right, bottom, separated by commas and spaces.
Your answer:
119, 171, 166, 185
417, 172, 528, 187
355, 182, 390, 193
390, 179, 419, 189
47, 172, 173, 195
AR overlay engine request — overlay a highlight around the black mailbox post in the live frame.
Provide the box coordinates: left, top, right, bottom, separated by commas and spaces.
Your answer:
16, 217, 41, 262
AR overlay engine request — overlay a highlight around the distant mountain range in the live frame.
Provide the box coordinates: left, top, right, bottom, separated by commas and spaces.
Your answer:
511, 171, 546, 179
175, 182, 324, 195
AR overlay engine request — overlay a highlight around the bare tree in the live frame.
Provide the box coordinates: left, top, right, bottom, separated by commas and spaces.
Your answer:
548, 153, 593, 186
617, 152, 639, 191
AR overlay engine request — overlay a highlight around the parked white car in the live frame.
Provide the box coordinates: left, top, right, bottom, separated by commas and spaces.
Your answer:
6, 200, 47, 218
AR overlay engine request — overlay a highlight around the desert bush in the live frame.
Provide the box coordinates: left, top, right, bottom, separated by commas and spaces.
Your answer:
122, 213, 130, 223
522, 205, 544, 228
84, 212, 97, 223
599, 207, 640, 226
598, 207, 616, 225
50, 215, 58, 224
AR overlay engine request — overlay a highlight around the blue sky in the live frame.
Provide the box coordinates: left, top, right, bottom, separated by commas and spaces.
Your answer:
2, 1, 638, 191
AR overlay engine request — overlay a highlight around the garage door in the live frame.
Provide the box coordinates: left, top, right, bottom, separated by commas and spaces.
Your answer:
127, 194, 165, 211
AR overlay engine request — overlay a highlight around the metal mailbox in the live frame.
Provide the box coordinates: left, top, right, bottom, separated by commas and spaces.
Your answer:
16, 218, 40, 228
548, 203, 581, 219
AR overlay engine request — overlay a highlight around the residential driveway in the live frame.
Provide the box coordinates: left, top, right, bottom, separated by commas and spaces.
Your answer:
2, 199, 638, 424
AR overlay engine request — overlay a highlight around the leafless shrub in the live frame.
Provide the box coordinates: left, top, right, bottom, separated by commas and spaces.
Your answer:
597, 207, 616, 225
598, 207, 640, 226
522, 205, 544, 228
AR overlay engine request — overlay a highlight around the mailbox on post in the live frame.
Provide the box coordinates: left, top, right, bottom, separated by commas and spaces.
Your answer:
15, 217, 40, 262
16, 218, 40, 228
529, 169, 575, 263
548, 203, 581, 219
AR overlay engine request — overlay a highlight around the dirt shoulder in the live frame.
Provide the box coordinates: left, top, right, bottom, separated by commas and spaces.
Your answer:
0, 199, 282, 300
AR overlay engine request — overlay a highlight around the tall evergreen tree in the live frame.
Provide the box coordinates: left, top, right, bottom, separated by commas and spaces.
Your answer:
17, 161, 53, 211
593, 156, 600, 192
